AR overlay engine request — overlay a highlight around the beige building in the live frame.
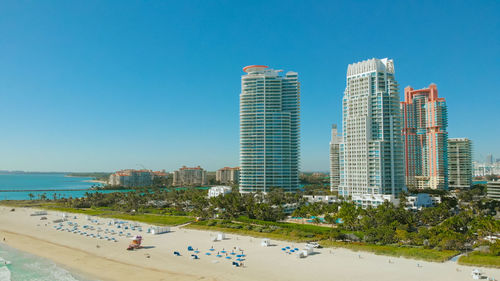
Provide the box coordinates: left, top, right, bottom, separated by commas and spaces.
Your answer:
487, 181, 500, 201
448, 138, 473, 189
216, 167, 240, 184
108, 169, 166, 187
172, 166, 207, 186
329, 124, 342, 193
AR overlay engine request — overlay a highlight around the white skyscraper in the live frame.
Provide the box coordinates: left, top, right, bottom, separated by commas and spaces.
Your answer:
240, 65, 300, 193
339, 58, 405, 199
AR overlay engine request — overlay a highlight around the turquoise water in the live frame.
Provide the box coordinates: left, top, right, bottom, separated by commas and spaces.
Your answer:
0, 243, 95, 281
0, 173, 109, 201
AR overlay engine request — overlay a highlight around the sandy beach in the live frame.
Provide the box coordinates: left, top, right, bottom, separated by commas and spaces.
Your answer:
0, 206, 498, 281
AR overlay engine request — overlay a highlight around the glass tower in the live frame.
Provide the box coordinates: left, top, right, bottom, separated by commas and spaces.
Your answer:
339, 58, 405, 197
239, 65, 300, 193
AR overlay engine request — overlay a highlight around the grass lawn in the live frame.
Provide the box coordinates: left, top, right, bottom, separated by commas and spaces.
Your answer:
185, 223, 310, 242
0, 201, 194, 226
458, 252, 500, 268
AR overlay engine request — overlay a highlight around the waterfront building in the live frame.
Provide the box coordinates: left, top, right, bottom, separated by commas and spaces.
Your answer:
216, 167, 240, 185
401, 84, 448, 190
448, 138, 473, 189
172, 166, 208, 186
303, 195, 337, 204
108, 169, 165, 187
329, 124, 342, 193
405, 193, 441, 211
208, 186, 232, 198
339, 58, 405, 201
487, 181, 500, 201
239, 65, 300, 193
351, 194, 399, 209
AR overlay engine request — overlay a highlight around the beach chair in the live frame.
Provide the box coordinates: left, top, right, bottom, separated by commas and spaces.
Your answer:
174, 251, 181, 256
187, 246, 194, 251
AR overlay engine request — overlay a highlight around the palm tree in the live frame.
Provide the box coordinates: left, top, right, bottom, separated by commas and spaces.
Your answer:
28, 193, 34, 200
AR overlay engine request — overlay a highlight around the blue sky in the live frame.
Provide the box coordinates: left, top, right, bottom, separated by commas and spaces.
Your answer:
0, 1, 498, 172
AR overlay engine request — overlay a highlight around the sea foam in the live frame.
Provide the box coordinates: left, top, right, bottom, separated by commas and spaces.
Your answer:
0, 245, 91, 281
0, 262, 12, 281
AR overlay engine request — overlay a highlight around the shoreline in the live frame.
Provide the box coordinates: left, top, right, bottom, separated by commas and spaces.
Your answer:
1, 206, 499, 281
0, 230, 197, 281
83, 179, 108, 185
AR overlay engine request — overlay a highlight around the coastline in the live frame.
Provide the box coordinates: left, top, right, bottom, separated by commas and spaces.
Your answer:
1, 206, 498, 281
0, 230, 194, 281
83, 179, 108, 185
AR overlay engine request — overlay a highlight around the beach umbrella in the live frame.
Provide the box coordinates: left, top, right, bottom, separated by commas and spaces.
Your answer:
281, 248, 286, 251
236, 258, 244, 261
205, 253, 211, 255
216, 255, 222, 258
225, 256, 231, 259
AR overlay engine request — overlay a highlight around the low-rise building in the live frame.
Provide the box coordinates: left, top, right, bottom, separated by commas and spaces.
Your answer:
487, 181, 500, 201
406, 193, 441, 211
172, 166, 207, 186
208, 186, 232, 198
108, 169, 166, 187
216, 167, 240, 184
351, 194, 399, 209
303, 195, 337, 204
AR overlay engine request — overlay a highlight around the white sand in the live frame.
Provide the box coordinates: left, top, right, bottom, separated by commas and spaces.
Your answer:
0, 206, 498, 281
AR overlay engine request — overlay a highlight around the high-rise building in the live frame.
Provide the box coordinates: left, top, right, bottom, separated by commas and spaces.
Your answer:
401, 84, 448, 190
339, 58, 405, 199
172, 166, 208, 186
329, 124, 342, 193
216, 167, 240, 184
239, 65, 300, 193
448, 138, 473, 189
486, 154, 494, 164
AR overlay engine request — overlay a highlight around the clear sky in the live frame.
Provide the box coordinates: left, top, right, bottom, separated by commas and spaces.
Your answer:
0, 0, 498, 172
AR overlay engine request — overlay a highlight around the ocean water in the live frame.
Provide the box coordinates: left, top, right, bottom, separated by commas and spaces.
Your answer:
0, 173, 108, 201
0, 244, 96, 281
